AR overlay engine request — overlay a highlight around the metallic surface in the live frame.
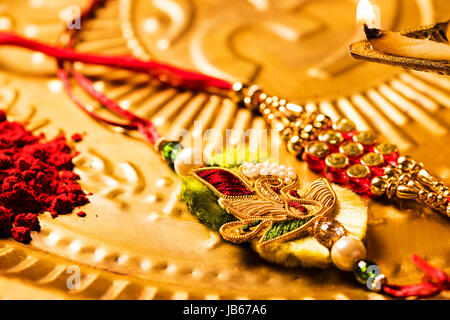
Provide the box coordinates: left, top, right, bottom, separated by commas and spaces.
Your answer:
0, 0, 449, 299
350, 20, 450, 75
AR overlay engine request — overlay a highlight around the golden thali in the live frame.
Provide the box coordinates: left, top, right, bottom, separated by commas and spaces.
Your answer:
0, 0, 449, 299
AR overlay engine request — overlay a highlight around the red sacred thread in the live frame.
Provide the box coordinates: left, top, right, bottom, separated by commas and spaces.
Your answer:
0, 33, 232, 93
383, 254, 449, 298
0, 110, 89, 243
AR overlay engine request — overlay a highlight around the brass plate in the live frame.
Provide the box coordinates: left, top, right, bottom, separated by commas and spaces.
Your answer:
0, 0, 449, 300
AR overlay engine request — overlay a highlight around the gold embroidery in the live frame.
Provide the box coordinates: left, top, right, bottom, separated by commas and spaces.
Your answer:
192, 165, 341, 247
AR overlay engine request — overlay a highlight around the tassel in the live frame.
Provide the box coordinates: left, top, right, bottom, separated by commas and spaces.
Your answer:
383, 254, 449, 298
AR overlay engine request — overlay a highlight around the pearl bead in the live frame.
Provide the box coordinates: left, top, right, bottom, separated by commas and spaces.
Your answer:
263, 161, 270, 168
284, 178, 292, 184
270, 168, 279, 176
288, 172, 297, 179
247, 167, 258, 178
260, 168, 269, 175
278, 171, 285, 179
279, 165, 286, 170
255, 163, 262, 170
174, 148, 204, 177
331, 236, 367, 271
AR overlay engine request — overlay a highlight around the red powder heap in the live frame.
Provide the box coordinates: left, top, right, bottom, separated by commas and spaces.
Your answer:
0, 110, 89, 243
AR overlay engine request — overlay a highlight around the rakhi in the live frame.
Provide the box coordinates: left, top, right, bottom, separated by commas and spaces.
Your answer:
0, 0, 448, 299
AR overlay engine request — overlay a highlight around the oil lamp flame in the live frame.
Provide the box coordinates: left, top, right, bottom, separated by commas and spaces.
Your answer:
356, 0, 376, 27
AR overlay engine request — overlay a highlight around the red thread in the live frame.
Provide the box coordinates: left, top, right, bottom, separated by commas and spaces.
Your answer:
383, 254, 449, 298
0, 33, 232, 92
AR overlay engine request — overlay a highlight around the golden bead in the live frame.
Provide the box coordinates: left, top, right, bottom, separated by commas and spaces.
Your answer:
325, 153, 349, 169
353, 131, 376, 145
305, 141, 330, 158
339, 141, 363, 157
333, 118, 356, 133
370, 177, 387, 196
347, 164, 370, 178
287, 136, 304, 155
374, 142, 397, 155
361, 152, 384, 167
318, 130, 344, 146
397, 156, 417, 171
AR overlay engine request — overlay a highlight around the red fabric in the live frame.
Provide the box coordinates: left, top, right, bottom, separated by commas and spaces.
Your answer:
287, 201, 307, 213
195, 169, 255, 196
383, 254, 449, 298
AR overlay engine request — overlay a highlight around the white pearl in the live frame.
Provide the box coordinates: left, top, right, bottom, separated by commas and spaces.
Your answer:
331, 236, 367, 271
260, 168, 269, 175
247, 167, 259, 178
287, 166, 295, 173
270, 163, 278, 169
254, 163, 263, 171
288, 172, 297, 179
284, 178, 292, 184
270, 168, 279, 176
279, 165, 286, 171
263, 161, 270, 168
278, 171, 285, 179
174, 148, 205, 177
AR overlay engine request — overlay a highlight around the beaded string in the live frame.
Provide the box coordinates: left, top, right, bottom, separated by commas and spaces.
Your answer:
0, 0, 448, 299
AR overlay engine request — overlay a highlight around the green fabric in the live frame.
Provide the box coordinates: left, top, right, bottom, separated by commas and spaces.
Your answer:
263, 218, 311, 242
242, 220, 262, 232
179, 148, 269, 231
180, 176, 236, 231
208, 147, 270, 168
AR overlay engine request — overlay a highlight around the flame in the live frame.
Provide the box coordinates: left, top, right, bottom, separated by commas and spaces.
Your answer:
356, 0, 376, 27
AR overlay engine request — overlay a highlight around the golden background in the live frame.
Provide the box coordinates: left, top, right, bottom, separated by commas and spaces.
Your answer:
0, 0, 448, 299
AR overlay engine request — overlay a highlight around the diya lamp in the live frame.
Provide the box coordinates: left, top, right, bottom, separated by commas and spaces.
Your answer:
350, 0, 450, 75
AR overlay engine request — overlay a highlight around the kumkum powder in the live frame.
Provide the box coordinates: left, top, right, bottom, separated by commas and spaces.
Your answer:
0, 110, 89, 243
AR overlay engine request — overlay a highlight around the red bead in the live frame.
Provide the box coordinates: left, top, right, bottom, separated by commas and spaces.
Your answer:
361, 152, 385, 177
304, 153, 326, 172
333, 119, 356, 140
325, 166, 348, 184
304, 141, 329, 172
347, 164, 371, 194
341, 130, 357, 140
348, 176, 371, 194
383, 151, 399, 166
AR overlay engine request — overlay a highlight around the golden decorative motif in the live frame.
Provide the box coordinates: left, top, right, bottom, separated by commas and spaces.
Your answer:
370, 156, 450, 217
192, 166, 339, 246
